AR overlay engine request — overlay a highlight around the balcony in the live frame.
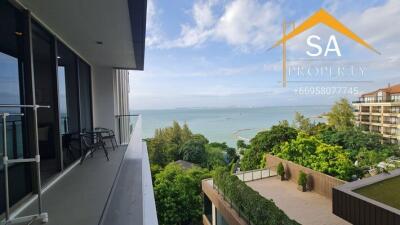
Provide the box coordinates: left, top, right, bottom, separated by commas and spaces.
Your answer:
353, 99, 400, 104
371, 119, 381, 123
383, 108, 400, 114
12, 116, 157, 225
383, 130, 397, 136
383, 120, 398, 125
371, 109, 382, 114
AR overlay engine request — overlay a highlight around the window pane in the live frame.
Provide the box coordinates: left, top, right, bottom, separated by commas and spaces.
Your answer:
0, 2, 32, 214
57, 42, 81, 168
58, 66, 68, 134
79, 59, 92, 131
32, 20, 61, 182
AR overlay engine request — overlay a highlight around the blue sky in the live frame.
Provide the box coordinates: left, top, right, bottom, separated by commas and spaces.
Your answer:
130, 0, 400, 110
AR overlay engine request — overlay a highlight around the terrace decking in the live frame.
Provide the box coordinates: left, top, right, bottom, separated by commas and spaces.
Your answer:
247, 178, 350, 225
15, 145, 127, 225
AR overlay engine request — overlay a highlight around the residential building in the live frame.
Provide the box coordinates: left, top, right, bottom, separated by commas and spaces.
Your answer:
353, 84, 400, 144
0, 0, 157, 225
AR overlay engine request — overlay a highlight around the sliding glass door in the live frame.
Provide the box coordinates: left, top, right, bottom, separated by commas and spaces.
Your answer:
57, 42, 82, 167
79, 59, 93, 132
0, 2, 32, 214
32, 21, 61, 182
0, 2, 94, 214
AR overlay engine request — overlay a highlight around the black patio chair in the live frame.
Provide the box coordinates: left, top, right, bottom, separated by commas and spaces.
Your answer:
95, 127, 118, 151
80, 132, 109, 164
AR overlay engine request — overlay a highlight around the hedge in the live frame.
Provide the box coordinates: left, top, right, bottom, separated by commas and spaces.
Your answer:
213, 169, 300, 225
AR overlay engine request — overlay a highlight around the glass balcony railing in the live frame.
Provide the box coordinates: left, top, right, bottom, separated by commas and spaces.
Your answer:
353, 98, 400, 104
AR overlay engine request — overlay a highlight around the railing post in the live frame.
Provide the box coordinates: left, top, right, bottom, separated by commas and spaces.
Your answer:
118, 117, 122, 145
12, 121, 18, 159
63, 117, 68, 133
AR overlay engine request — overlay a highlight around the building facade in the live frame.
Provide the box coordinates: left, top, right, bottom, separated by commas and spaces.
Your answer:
0, 0, 157, 224
353, 84, 400, 144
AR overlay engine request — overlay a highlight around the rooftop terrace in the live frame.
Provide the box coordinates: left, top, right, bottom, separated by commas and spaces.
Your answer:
247, 178, 350, 225
354, 176, 400, 210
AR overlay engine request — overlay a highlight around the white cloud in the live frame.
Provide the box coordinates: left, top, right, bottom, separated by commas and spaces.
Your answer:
158, 0, 217, 48
150, 0, 282, 50
213, 0, 281, 50
339, 0, 400, 70
145, 0, 164, 47
148, 0, 400, 59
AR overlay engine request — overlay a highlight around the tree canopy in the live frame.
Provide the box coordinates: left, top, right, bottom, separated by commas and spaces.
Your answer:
154, 163, 210, 225
273, 133, 356, 180
327, 98, 355, 131
240, 122, 298, 170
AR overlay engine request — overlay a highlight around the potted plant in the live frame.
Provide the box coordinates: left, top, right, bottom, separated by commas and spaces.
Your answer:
297, 171, 307, 192
277, 162, 285, 181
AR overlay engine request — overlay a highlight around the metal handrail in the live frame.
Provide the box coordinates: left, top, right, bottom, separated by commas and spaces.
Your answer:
115, 114, 140, 117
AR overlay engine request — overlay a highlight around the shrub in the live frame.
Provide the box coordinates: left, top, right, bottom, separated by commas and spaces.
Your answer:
298, 171, 307, 187
213, 169, 299, 225
277, 162, 285, 178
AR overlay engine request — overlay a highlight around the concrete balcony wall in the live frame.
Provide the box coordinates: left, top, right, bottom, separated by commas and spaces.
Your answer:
92, 66, 115, 131
92, 66, 131, 143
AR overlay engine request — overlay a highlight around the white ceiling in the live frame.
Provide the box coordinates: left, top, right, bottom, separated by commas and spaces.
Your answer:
16, 0, 136, 69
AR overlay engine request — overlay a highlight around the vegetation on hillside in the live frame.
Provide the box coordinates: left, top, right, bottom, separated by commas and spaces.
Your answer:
147, 121, 239, 225
240, 98, 400, 181
148, 98, 400, 224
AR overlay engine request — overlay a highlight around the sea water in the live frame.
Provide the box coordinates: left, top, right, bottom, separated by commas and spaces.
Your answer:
135, 105, 330, 147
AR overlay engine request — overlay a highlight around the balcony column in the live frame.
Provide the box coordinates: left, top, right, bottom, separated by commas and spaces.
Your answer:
113, 69, 131, 145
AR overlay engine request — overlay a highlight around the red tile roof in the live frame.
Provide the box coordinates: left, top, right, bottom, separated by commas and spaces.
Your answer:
361, 84, 400, 97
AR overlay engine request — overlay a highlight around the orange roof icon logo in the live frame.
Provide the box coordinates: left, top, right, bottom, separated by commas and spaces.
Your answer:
272, 8, 380, 87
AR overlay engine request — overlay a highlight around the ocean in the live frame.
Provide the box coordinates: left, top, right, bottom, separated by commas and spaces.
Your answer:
135, 105, 331, 147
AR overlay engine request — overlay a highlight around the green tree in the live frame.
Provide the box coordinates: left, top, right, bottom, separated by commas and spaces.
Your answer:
154, 163, 210, 225
147, 137, 169, 166
273, 133, 356, 181
204, 145, 226, 170
241, 122, 297, 170
148, 121, 199, 165
327, 98, 354, 131
250, 122, 298, 152
356, 148, 387, 168
180, 138, 207, 164
208, 142, 238, 163
191, 134, 209, 145
318, 127, 398, 160
236, 139, 248, 149
293, 112, 314, 134
181, 123, 193, 143
240, 148, 263, 171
